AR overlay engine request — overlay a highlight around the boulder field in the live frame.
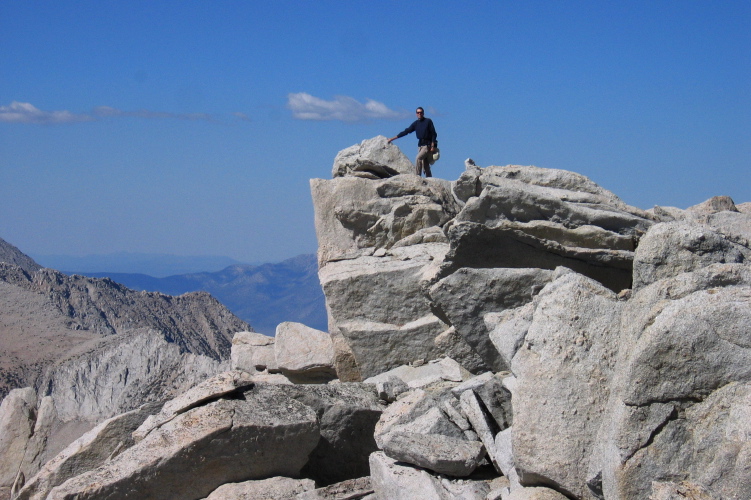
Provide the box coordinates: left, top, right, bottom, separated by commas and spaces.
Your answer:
1, 136, 749, 499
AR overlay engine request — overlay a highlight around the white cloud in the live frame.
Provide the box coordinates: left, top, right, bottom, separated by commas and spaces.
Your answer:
0, 102, 240, 125
287, 93, 406, 122
0, 101, 93, 124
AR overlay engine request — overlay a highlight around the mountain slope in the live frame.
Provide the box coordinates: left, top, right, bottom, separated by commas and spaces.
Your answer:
0, 240, 250, 402
0, 237, 41, 274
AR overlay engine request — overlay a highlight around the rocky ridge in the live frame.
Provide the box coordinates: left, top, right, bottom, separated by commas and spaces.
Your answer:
0, 239, 250, 498
0, 137, 749, 499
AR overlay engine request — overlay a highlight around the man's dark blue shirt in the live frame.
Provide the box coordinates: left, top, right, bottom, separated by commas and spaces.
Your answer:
397, 117, 437, 147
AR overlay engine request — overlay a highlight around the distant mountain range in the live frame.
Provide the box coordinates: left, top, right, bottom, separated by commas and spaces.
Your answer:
31, 252, 251, 277
70, 254, 327, 335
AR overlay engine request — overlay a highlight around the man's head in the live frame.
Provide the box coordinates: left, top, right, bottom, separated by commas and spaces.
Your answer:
416, 107, 424, 118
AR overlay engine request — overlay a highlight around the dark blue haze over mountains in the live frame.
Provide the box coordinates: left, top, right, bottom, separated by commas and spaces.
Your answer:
33, 253, 326, 336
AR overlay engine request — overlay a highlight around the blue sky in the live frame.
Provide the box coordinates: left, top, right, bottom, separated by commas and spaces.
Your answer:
1, 1, 749, 265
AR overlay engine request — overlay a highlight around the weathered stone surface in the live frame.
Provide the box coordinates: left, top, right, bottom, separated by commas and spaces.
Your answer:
275, 322, 336, 383
7, 395, 58, 497
441, 479, 493, 500
601, 383, 751, 500
598, 267, 751, 500
444, 221, 635, 293
8, 149, 750, 500
295, 477, 373, 500
704, 210, 751, 247
486, 302, 535, 368
511, 272, 621, 499
429, 267, 555, 372
336, 316, 449, 380
450, 166, 648, 251
474, 165, 650, 223
311, 177, 383, 264
452, 372, 513, 431
369, 452, 492, 500
648, 480, 715, 500
134, 370, 255, 443
368, 451, 451, 500
647, 204, 691, 223
374, 389, 465, 450
433, 327, 488, 374
0, 387, 36, 500
47, 384, 320, 500
312, 159, 656, 389
364, 358, 470, 390
15, 403, 159, 500
459, 389, 501, 473
203, 476, 316, 500
587, 264, 751, 497
311, 175, 457, 266
371, 376, 410, 403
486, 478, 511, 500
682, 383, 751, 494
503, 486, 570, 500
319, 244, 451, 379
440, 399, 472, 431
450, 372, 494, 396
628, 288, 751, 402
243, 372, 293, 384
230, 331, 277, 373
632, 221, 751, 290
439, 165, 653, 291
453, 164, 483, 203
277, 383, 382, 486
687, 195, 738, 215
391, 226, 449, 248
381, 431, 485, 477
495, 427, 521, 491
332, 136, 413, 179
329, 331, 361, 382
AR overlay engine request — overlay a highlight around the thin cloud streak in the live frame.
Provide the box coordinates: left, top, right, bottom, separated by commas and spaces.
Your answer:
232, 112, 252, 122
0, 102, 245, 125
0, 101, 94, 124
92, 106, 215, 122
287, 93, 407, 122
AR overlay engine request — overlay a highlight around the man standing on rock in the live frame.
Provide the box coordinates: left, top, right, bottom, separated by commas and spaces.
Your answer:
387, 107, 437, 177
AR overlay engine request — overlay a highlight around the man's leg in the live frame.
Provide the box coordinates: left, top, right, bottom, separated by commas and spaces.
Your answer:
416, 146, 430, 176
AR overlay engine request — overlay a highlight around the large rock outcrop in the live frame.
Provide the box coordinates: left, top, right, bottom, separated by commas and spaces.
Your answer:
3, 138, 750, 499
308, 138, 750, 499
312, 144, 654, 379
